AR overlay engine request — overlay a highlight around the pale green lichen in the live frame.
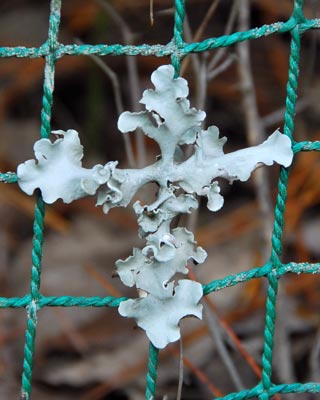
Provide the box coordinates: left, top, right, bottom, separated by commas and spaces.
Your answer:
17, 64, 294, 349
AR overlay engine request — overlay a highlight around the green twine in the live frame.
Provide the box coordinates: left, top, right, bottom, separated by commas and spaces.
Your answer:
257, 9, 303, 399
0, 295, 127, 309
216, 382, 320, 400
145, 343, 159, 400
0, 0, 318, 399
0, 19, 319, 60
40, 0, 61, 139
0, 172, 18, 183
20, 1, 62, 398
260, 272, 279, 398
20, 196, 45, 399
171, 0, 185, 76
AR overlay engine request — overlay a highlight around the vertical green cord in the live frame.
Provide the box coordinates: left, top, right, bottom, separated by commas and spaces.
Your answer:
20, 1, 61, 399
259, 2, 303, 399
172, 0, 185, 76
145, 342, 159, 400
144, 2, 186, 399
259, 272, 279, 400
20, 199, 45, 400
41, 0, 61, 140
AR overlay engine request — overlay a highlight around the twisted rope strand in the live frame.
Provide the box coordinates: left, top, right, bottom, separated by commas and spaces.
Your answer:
257, 4, 304, 399
20, 1, 62, 398
40, 295, 127, 308
216, 384, 263, 400
270, 5, 302, 281
0, 295, 127, 308
20, 196, 45, 400
145, 343, 159, 400
0, 259, 318, 308
21, 301, 38, 400
171, 0, 185, 76
1, 18, 319, 59
216, 382, 320, 400
0, 172, 18, 183
202, 261, 320, 296
259, 272, 278, 399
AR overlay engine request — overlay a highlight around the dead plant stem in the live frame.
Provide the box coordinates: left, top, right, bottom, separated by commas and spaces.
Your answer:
207, 0, 240, 73
99, 0, 146, 167
176, 339, 184, 400
78, 43, 135, 167
203, 305, 245, 391
237, 2, 291, 394
181, 0, 220, 76
237, 0, 273, 260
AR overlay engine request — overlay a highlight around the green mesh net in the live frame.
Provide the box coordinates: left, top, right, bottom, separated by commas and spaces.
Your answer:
0, 0, 320, 399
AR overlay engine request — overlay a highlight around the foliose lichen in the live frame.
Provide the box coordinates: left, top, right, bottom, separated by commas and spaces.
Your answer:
17, 65, 293, 348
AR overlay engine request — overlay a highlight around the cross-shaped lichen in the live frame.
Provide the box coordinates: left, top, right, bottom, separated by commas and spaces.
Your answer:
17, 65, 293, 349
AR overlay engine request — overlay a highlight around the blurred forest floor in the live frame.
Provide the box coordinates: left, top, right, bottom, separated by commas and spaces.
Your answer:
0, 0, 319, 399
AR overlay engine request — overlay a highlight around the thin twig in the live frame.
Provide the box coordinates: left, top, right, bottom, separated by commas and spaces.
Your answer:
182, 15, 202, 98
127, 56, 146, 168
261, 97, 311, 129
237, 2, 289, 394
193, 0, 221, 43
176, 339, 184, 400
237, 0, 273, 260
273, 281, 295, 382
180, 0, 220, 76
309, 327, 320, 381
169, 346, 224, 397
237, 2, 265, 144
207, 53, 236, 81
203, 305, 245, 391
182, 14, 204, 216
184, 4, 236, 232
207, 0, 240, 73
98, 0, 146, 167
187, 269, 245, 391
197, 54, 208, 112
183, 17, 203, 232
150, 0, 154, 26
75, 40, 135, 168
188, 267, 282, 400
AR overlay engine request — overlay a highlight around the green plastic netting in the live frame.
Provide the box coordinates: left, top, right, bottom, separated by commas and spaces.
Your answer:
0, 0, 320, 399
